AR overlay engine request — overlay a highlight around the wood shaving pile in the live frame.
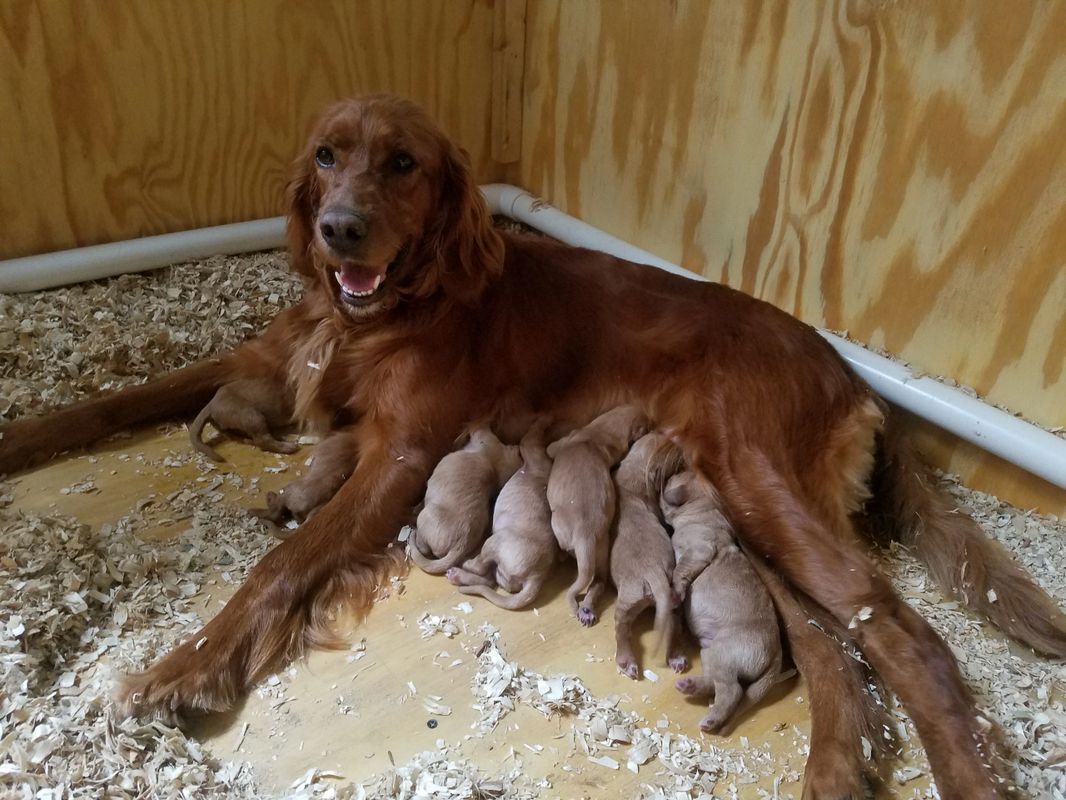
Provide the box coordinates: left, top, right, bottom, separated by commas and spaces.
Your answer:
471, 635, 802, 796
2, 248, 1064, 798
353, 750, 544, 800
0, 499, 272, 797
0, 252, 301, 423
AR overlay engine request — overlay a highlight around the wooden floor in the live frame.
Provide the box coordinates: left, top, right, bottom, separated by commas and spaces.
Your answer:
9, 428, 935, 798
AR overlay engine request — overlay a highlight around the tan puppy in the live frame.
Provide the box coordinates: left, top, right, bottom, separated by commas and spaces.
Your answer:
408, 428, 521, 574
546, 406, 649, 626
251, 430, 358, 536
661, 470, 784, 734
610, 433, 687, 678
658, 470, 731, 599
446, 421, 558, 609
189, 378, 297, 461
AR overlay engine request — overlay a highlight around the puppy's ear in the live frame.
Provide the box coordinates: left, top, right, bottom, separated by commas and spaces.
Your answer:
662, 475, 688, 507
285, 148, 320, 279
427, 140, 504, 304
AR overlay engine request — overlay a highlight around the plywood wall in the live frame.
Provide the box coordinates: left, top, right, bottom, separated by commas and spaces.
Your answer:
520, 0, 1066, 512
0, 0, 501, 259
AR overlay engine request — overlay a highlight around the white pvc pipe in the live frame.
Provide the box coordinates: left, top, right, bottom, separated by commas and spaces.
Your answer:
480, 183, 1066, 490
0, 217, 286, 292
1, 183, 1062, 488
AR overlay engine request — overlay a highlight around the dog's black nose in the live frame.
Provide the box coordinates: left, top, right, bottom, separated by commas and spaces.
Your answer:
319, 207, 368, 253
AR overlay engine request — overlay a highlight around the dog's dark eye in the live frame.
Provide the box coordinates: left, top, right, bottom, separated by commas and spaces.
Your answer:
392, 152, 416, 173
315, 147, 335, 168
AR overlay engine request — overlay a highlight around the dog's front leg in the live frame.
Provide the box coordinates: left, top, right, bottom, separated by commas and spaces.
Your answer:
116, 421, 450, 725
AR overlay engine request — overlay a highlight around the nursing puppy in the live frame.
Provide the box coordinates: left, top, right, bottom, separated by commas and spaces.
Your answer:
659, 469, 731, 599
251, 429, 358, 535
408, 428, 521, 574
446, 422, 558, 609
546, 405, 649, 626
610, 432, 687, 678
662, 470, 784, 734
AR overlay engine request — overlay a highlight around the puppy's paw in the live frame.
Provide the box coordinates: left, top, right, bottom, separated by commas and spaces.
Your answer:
668, 654, 690, 673
698, 713, 726, 734
577, 606, 598, 627
617, 659, 640, 680
445, 567, 462, 585
675, 676, 702, 696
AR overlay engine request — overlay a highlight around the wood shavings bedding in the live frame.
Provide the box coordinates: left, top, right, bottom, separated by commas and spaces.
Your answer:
0, 503, 271, 798
0, 251, 301, 424
1, 248, 1064, 797
470, 636, 802, 795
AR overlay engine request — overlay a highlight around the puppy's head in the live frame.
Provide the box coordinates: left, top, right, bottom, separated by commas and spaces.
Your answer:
287, 95, 503, 322
662, 471, 696, 508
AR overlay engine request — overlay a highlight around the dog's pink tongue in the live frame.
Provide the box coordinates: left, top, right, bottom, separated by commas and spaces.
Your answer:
338, 263, 384, 294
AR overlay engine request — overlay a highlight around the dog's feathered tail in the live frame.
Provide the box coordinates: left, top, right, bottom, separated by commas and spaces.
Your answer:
867, 419, 1066, 658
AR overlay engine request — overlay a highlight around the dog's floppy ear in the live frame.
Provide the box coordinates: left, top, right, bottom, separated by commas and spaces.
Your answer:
285, 149, 320, 279
427, 140, 504, 304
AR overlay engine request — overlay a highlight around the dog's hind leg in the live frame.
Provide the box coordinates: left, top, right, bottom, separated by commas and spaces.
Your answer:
613, 592, 651, 679
747, 549, 887, 799
708, 443, 1009, 800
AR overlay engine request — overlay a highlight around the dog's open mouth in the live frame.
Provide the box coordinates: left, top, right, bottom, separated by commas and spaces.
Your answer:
332, 245, 408, 306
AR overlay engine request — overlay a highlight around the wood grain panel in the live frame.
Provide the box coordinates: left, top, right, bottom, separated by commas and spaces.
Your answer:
520, 0, 1066, 513
0, 0, 501, 258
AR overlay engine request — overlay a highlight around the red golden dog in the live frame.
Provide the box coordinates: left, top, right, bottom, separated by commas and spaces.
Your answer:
3, 95, 1063, 799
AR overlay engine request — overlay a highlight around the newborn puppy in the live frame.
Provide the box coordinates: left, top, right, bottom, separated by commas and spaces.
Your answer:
190, 378, 297, 462
659, 470, 730, 599
662, 470, 784, 734
610, 432, 687, 678
546, 405, 649, 626
408, 427, 521, 574
251, 430, 357, 536
446, 421, 558, 609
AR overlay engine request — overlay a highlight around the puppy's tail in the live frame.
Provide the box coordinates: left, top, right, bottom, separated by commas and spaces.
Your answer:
459, 576, 544, 611
0, 356, 231, 475
868, 419, 1066, 658
407, 528, 467, 575
188, 403, 224, 462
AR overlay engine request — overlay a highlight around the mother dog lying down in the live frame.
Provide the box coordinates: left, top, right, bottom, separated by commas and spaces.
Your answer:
2, 94, 1064, 799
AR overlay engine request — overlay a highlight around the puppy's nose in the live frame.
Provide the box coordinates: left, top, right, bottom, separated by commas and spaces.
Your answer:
318, 207, 368, 253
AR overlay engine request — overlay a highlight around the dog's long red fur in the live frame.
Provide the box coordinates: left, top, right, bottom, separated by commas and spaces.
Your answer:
2, 95, 1063, 799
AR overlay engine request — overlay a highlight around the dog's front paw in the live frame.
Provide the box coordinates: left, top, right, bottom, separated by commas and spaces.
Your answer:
115, 638, 240, 727
577, 606, 598, 627
616, 658, 640, 680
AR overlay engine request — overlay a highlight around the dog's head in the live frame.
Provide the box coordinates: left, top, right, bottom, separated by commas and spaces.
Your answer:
286, 95, 503, 322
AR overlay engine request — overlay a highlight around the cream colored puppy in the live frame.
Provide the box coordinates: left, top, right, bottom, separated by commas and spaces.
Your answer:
661, 470, 784, 733
610, 433, 687, 678
409, 427, 521, 574
446, 421, 558, 609
546, 405, 649, 626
